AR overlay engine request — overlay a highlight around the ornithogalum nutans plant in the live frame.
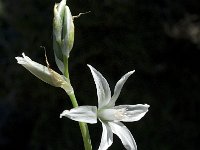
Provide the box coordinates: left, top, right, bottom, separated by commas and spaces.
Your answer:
16, 0, 149, 150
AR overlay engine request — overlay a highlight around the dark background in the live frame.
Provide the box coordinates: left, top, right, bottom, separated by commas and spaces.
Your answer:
0, 0, 199, 150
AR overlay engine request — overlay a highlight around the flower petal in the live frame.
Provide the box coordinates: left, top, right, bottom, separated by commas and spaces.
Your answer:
15, 53, 73, 94
114, 104, 150, 122
98, 121, 113, 150
53, 43, 65, 74
109, 122, 137, 150
108, 70, 135, 107
60, 106, 97, 124
88, 65, 111, 109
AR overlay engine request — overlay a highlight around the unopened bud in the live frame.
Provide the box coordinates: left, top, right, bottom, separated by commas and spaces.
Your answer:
53, 0, 74, 74
62, 6, 74, 58
53, 0, 66, 44
15, 53, 74, 95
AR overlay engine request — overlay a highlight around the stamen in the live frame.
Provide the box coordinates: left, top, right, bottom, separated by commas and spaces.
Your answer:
114, 108, 126, 120
98, 108, 129, 121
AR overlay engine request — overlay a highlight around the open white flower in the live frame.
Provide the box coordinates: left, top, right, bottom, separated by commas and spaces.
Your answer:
15, 53, 73, 94
60, 65, 149, 150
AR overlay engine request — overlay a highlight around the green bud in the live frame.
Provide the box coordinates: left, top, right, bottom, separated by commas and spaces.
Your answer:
62, 6, 74, 58
53, 0, 66, 43
53, 2, 65, 73
53, 0, 74, 74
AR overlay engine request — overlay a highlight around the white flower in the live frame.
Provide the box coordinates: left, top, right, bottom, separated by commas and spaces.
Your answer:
15, 53, 73, 94
60, 65, 149, 150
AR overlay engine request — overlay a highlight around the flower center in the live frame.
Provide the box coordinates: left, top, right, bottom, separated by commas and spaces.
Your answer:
98, 108, 126, 121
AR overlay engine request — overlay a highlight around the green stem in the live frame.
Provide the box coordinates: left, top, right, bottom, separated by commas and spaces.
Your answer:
64, 59, 92, 150
69, 94, 93, 150
63, 56, 69, 78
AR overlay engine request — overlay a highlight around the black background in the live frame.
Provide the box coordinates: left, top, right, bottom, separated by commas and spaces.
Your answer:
0, 0, 199, 149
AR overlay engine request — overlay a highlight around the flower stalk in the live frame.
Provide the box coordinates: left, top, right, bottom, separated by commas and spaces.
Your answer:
63, 55, 92, 150
68, 93, 93, 150
64, 58, 92, 150
53, 0, 93, 149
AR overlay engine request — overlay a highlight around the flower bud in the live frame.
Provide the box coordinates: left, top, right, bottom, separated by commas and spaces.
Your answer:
53, 0, 66, 43
61, 6, 74, 58
53, 0, 74, 74
15, 53, 74, 95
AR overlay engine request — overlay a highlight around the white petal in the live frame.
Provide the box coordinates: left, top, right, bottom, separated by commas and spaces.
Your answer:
108, 70, 135, 107
98, 121, 113, 150
57, 0, 66, 14
87, 65, 111, 109
54, 47, 65, 74
60, 106, 97, 124
62, 6, 74, 58
15, 53, 73, 93
114, 104, 149, 122
109, 122, 137, 150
